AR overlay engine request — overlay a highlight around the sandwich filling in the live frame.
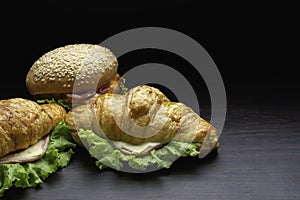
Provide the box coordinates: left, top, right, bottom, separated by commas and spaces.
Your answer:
36, 75, 123, 108
0, 135, 50, 164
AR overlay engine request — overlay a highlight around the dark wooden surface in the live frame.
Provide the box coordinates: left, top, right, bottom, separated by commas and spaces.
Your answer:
2, 95, 299, 200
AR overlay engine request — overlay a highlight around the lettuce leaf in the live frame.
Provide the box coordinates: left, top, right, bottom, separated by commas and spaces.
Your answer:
0, 120, 76, 197
37, 98, 71, 111
119, 77, 128, 95
78, 129, 201, 172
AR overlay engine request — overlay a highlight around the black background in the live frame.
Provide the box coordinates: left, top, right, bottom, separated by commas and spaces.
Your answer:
1, 1, 298, 103
1, 1, 299, 200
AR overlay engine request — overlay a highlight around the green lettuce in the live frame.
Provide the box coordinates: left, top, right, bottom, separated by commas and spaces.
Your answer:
0, 120, 76, 197
37, 98, 72, 111
119, 77, 128, 95
78, 129, 201, 172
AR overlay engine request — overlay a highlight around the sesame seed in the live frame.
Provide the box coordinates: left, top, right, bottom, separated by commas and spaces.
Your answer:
29, 44, 118, 88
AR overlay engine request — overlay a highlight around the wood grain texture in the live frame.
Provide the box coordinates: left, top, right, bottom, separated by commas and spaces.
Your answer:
2, 101, 300, 200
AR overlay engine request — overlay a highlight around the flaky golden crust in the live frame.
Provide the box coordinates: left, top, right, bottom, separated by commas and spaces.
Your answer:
0, 98, 66, 158
65, 102, 97, 146
66, 85, 218, 148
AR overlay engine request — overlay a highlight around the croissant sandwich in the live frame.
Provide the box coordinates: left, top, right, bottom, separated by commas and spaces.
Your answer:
0, 98, 65, 159
66, 85, 219, 172
0, 98, 76, 197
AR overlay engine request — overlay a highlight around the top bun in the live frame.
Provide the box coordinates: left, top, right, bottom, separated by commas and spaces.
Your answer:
26, 44, 118, 95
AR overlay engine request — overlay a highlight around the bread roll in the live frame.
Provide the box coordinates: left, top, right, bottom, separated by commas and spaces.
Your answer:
0, 98, 66, 158
26, 44, 118, 95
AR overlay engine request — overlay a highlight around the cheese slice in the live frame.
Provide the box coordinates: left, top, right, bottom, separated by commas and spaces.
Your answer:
0, 135, 50, 164
112, 141, 164, 155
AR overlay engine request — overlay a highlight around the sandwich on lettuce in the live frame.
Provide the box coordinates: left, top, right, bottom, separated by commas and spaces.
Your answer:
65, 85, 219, 172
0, 98, 76, 197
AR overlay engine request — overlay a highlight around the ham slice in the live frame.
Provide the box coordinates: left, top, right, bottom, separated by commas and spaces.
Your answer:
0, 134, 50, 164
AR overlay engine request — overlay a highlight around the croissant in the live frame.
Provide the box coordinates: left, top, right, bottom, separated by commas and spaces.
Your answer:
66, 85, 218, 149
0, 98, 66, 158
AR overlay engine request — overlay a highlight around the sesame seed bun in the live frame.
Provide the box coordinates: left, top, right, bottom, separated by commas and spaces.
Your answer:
26, 44, 118, 96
